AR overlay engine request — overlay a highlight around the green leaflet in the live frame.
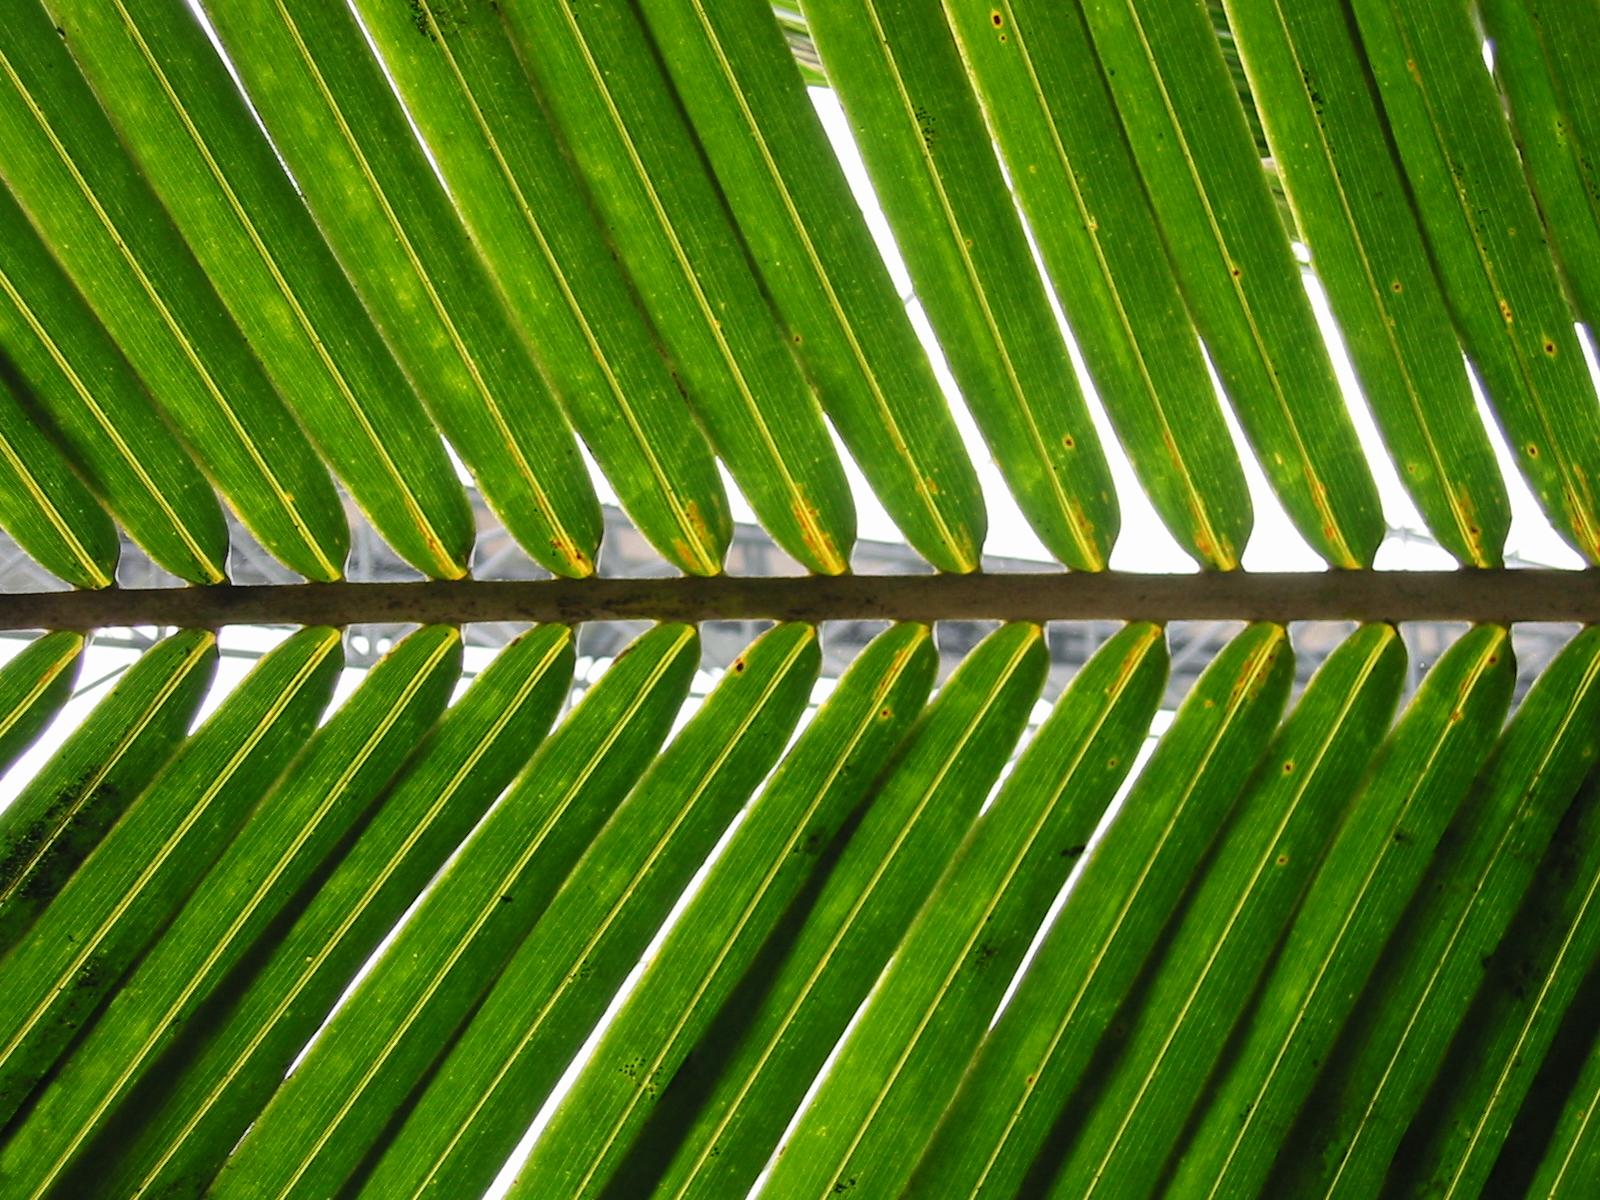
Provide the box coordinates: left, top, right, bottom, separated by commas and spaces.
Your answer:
497, 0, 856, 575
86, 625, 574, 1200
0, 1, 346, 581
0, 626, 461, 1200
1389, 774, 1600, 1198
361, 623, 819, 1199
45, 0, 475, 581
0, 628, 216, 955
1480, 0, 1600, 335
908, 621, 1294, 1198
347, 0, 730, 578
799, 0, 1119, 571
1276, 625, 1600, 1197
1350, 0, 1600, 564
765, 622, 1169, 1198
201, 0, 601, 578
0, 370, 116, 589
1530, 1010, 1600, 1197
634, 0, 986, 574
1078, 0, 1383, 568
212, 623, 699, 1200
1221, 0, 1509, 568
0, 630, 83, 773
1051, 623, 1406, 1200
504, 623, 936, 1200
0, 177, 226, 585
1168, 623, 1514, 1199
641, 621, 1046, 1199
624, 620, 1049, 1200
943, 1, 1252, 570
0, 626, 341, 1131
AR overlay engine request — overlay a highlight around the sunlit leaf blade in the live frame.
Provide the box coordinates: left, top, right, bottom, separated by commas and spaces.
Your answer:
1530, 1009, 1600, 1198
0, 626, 341, 1130
1051, 623, 1405, 1200
1480, 0, 1600, 335
632, 0, 986, 574
85, 625, 574, 1200
944, 2, 1252, 571
0, 626, 461, 1200
362, 623, 819, 1199
799, 0, 1118, 571
766, 622, 1168, 1198
505, 623, 936, 1200
630, 621, 1043, 1199
45, 0, 474, 582
1350, 0, 1600, 563
0, 2, 346, 581
497, 0, 856, 576
1388, 772, 1600, 1198
1274, 625, 1600, 1197
0, 181, 226, 585
345, 0, 730, 578
1167, 623, 1515, 1198
1221, 0, 1510, 568
908, 621, 1293, 1198
199, 0, 601, 578
1078, 0, 1383, 568
0, 374, 116, 589
0, 630, 83, 774
212, 623, 699, 1200
0, 628, 215, 956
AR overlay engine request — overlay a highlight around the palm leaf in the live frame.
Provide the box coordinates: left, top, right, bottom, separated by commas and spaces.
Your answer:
1, 1, 1599, 1196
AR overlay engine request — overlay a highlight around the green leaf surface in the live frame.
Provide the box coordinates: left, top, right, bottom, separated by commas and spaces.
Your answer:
1221, 0, 1510, 567
641, 620, 1045, 1199
1078, 0, 1384, 567
0, 626, 341, 1130
1529, 1011, 1600, 1197
200, 0, 602, 578
944, 1, 1252, 570
1388, 772, 1600, 1198
0, 625, 461, 1200
362, 623, 819, 1199
1480, 0, 1600, 334
45, 0, 475, 581
0, 630, 84, 774
0, 179, 226, 585
634, 0, 986, 573
0, 628, 215, 956
1167, 623, 1514, 1199
85, 625, 574, 1200
908, 620, 1294, 1198
347, 0, 731, 578
504, 623, 936, 1200
0, 0, 346, 581
799, 0, 1119, 571
498, 0, 856, 575
1051, 622, 1405, 1200
766, 621, 1169, 1198
212, 623, 699, 1200
1276, 624, 1600, 1197
1350, 0, 1600, 563
0, 371, 117, 589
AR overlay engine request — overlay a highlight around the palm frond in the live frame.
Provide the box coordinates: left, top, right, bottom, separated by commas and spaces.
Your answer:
0, 0, 1598, 1196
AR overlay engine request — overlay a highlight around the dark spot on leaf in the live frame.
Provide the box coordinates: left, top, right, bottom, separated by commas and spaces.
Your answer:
992, 11, 1003, 26
1060, 843, 1086, 859
1276, 854, 1290, 866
